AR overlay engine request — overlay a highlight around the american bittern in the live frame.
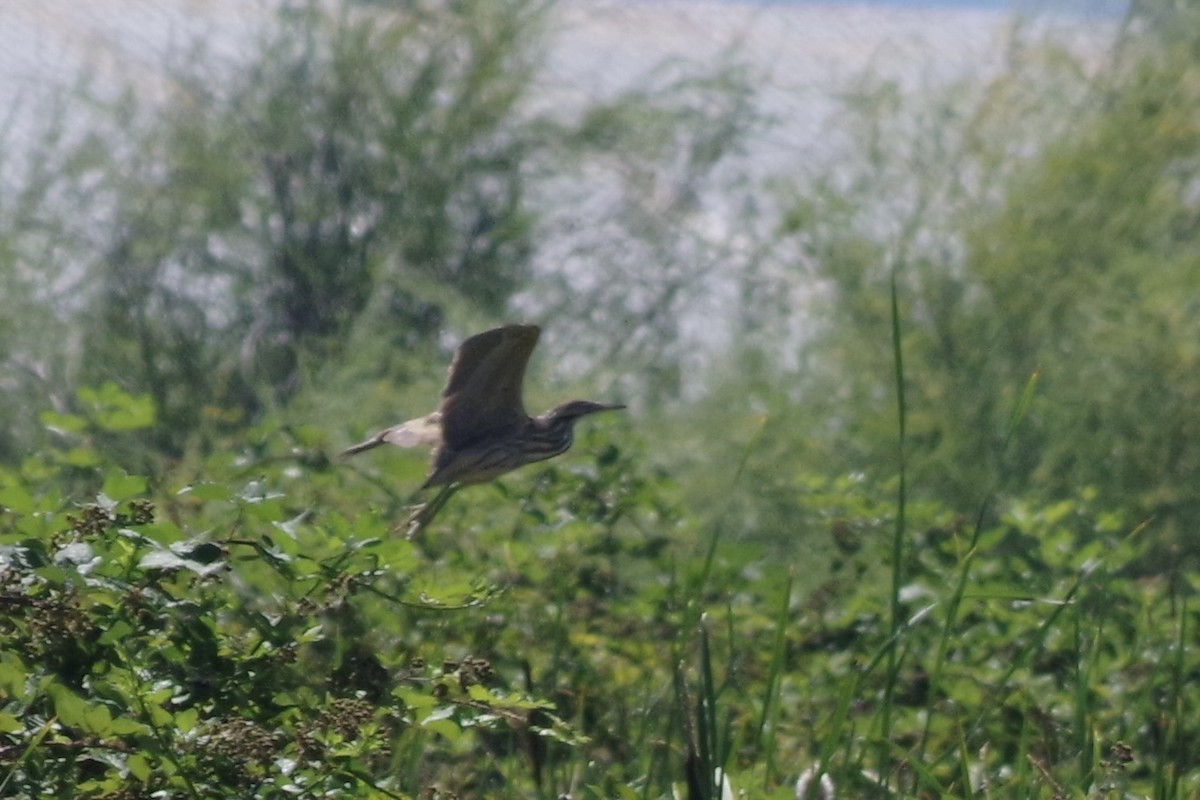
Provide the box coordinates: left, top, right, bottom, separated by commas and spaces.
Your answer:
342, 324, 624, 533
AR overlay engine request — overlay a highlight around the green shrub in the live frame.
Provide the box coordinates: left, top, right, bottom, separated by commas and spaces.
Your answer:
3, 385, 1196, 798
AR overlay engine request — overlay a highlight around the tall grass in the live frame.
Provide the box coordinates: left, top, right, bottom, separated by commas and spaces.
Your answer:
657, 281, 1191, 800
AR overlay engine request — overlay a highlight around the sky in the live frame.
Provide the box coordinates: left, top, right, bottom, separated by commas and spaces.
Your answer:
0, 0, 1116, 374
731, 0, 1126, 15
0, 0, 1116, 180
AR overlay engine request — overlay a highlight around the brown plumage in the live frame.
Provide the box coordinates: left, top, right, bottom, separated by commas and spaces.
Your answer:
342, 324, 624, 489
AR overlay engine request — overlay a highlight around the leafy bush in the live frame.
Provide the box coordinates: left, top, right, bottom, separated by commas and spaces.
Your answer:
3, 385, 1196, 798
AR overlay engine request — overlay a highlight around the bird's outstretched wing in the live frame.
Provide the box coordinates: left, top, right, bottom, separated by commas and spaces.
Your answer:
439, 324, 539, 449
341, 413, 442, 457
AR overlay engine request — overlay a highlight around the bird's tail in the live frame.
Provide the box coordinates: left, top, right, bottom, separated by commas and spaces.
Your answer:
340, 434, 386, 458
340, 414, 442, 458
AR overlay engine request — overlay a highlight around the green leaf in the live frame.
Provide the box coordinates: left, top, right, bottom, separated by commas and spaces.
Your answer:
98, 620, 135, 646
83, 702, 115, 735
16, 514, 53, 537
102, 472, 147, 502
289, 424, 327, 448
420, 709, 462, 742
39, 409, 88, 434
466, 684, 494, 703
108, 716, 147, 735
0, 484, 34, 515
394, 686, 437, 710
0, 653, 28, 698
611, 786, 641, 800
179, 482, 233, 501
127, 753, 151, 781
136, 520, 183, 545
47, 684, 90, 729
174, 707, 199, 733
77, 383, 156, 432
61, 447, 101, 467
240, 497, 288, 524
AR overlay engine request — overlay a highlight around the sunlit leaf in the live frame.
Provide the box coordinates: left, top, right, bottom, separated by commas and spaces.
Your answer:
39, 409, 88, 435
421, 709, 461, 742
102, 471, 148, 502
0, 484, 35, 515
0, 653, 28, 698
127, 753, 151, 781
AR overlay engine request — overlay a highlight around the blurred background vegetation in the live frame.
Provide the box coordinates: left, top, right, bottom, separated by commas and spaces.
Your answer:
1, 0, 1196, 554
1, 0, 1198, 796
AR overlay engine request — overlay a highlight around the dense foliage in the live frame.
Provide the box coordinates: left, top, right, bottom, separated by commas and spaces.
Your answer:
735, 4, 1200, 551
1, 386, 1195, 798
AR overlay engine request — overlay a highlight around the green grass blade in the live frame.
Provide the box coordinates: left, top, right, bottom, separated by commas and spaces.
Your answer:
881, 273, 908, 788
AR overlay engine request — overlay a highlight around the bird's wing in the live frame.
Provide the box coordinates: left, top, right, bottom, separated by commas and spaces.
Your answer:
439, 324, 539, 449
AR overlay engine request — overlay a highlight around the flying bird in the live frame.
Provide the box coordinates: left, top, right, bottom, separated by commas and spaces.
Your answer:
342, 324, 624, 532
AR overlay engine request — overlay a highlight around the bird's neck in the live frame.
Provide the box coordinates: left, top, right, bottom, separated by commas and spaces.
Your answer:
531, 414, 575, 450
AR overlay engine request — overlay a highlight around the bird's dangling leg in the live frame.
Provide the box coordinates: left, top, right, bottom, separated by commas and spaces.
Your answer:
397, 483, 460, 539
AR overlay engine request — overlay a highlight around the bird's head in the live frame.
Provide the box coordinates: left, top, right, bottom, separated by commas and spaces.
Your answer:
543, 399, 626, 426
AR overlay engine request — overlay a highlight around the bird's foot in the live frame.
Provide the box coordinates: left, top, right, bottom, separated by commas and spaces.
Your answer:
393, 484, 459, 539
397, 502, 432, 540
